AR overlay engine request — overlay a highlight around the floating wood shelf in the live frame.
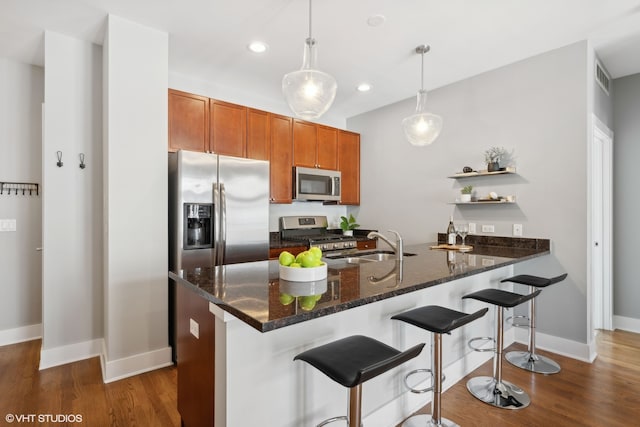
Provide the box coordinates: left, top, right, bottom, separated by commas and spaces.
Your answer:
448, 167, 516, 179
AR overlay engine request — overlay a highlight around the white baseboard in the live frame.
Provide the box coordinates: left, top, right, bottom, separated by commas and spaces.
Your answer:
365, 330, 515, 427
613, 315, 640, 334
514, 327, 594, 363
0, 323, 42, 346
39, 338, 103, 370
100, 342, 173, 383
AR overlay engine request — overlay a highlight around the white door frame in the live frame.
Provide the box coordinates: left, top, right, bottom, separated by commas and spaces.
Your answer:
589, 114, 613, 333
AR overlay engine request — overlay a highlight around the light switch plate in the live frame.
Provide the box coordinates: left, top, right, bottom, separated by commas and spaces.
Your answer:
469, 223, 477, 234
481, 224, 495, 233
0, 219, 17, 232
513, 224, 523, 236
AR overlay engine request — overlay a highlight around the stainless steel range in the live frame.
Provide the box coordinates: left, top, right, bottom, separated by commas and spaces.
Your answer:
280, 216, 357, 252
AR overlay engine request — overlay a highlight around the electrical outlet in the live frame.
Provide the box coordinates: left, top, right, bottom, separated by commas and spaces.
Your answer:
481, 224, 495, 233
469, 223, 477, 234
513, 224, 523, 236
189, 318, 199, 339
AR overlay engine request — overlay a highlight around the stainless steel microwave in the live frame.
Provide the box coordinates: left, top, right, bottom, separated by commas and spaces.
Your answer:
293, 167, 341, 202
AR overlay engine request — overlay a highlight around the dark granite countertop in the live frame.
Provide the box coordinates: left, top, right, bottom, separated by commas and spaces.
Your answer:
169, 237, 550, 333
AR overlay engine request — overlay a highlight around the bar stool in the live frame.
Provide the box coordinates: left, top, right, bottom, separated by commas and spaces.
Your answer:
500, 273, 568, 374
462, 288, 541, 410
294, 335, 424, 427
391, 305, 489, 427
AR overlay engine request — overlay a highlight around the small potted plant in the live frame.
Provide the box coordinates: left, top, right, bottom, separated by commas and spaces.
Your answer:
484, 146, 508, 172
340, 214, 360, 236
460, 185, 473, 202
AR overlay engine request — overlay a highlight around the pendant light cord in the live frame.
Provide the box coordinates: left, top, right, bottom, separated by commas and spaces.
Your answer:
420, 49, 424, 91
308, 0, 313, 40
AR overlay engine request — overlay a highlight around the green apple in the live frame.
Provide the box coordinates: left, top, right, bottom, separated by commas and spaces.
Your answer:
278, 251, 295, 266
279, 293, 294, 305
295, 251, 309, 264
308, 246, 323, 260
289, 262, 302, 268
299, 251, 318, 268
299, 295, 317, 311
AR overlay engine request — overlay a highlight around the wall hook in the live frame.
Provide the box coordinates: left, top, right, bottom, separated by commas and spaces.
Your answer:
56, 151, 63, 167
79, 153, 86, 169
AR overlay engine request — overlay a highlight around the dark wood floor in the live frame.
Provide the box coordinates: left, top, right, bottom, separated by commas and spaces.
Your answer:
0, 330, 638, 426
0, 340, 180, 426
399, 330, 640, 427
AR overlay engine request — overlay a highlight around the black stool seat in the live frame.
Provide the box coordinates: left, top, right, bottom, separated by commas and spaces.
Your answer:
294, 335, 424, 388
462, 288, 541, 308
500, 273, 568, 288
391, 305, 489, 334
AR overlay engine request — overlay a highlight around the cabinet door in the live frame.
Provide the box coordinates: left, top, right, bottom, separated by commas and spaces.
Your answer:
316, 125, 338, 170
210, 99, 246, 157
270, 114, 293, 203
338, 130, 360, 205
168, 89, 209, 153
247, 108, 270, 161
292, 119, 317, 168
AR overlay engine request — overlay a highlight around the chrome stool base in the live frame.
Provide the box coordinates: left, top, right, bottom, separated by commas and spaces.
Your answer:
466, 376, 530, 409
505, 350, 561, 374
402, 414, 459, 427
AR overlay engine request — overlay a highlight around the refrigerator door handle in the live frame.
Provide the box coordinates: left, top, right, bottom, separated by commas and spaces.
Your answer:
218, 183, 227, 265
213, 182, 220, 265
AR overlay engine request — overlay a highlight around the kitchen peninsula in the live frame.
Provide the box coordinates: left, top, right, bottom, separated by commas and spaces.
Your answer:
169, 238, 549, 427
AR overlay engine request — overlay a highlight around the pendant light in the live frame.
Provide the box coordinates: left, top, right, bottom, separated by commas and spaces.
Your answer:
402, 45, 443, 146
282, 0, 337, 120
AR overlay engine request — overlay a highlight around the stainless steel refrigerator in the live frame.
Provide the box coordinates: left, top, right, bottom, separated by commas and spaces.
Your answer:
168, 150, 270, 271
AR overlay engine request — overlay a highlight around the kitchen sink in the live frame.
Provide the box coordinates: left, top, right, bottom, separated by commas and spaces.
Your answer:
326, 250, 416, 264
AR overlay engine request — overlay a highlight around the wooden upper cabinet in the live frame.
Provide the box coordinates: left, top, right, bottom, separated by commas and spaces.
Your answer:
316, 125, 338, 170
292, 119, 317, 168
210, 99, 246, 157
168, 89, 209, 153
246, 108, 270, 161
293, 120, 338, 170
270, 114, 293, 204
338, 130, 360, 205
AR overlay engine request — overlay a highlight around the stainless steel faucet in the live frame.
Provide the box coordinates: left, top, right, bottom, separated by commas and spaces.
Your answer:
367, 230, 403, 262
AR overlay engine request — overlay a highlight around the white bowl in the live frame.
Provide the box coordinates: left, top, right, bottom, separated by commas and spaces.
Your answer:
279, 278, 328, 296
279, 263, 327, 282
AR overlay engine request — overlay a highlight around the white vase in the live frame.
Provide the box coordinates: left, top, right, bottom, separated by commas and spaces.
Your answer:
460, 194, 471, 203
343, 230, 354, 236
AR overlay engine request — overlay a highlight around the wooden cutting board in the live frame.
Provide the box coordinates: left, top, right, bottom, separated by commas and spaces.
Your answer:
430, 244, 473, 251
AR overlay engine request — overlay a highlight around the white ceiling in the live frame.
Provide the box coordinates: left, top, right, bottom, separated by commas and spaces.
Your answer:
2, 0, 640, 119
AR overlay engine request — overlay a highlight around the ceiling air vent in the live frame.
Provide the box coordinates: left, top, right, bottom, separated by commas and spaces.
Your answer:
595, 59, 610, 95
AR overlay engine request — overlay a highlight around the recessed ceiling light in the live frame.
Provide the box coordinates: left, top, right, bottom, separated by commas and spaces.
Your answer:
367, 14, 386, 27
357, 83, 372, 92
248, 41, 268, 53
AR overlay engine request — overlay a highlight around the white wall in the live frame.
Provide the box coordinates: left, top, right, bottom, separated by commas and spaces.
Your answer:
612, 72, 640, 327
349, 42, 590, 345
0, 58, 43, 344
40, 32, 103, 368
102, 15, 171, 381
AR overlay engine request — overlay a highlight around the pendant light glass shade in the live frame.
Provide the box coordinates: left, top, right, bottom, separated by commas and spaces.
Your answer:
402, 45, 442, 146
282, 0, 337, 120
